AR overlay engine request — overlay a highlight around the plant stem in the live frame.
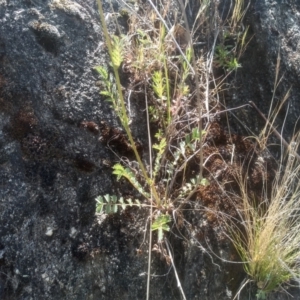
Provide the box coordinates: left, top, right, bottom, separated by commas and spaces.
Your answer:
96, 0, 161, 206
249, 101, 300, 162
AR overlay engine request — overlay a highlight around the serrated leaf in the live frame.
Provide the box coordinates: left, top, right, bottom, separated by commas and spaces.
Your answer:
111, 35, 124, 68
152, 71, 165, 99
112, 164, 150, 199
153, 137, 166, 154
153, 137, 167, 177
94, 66, 108, 79
182, 84, 189, 96
151, 214, 171, 242
151, 214, 170, 230
112, 163, 126, 180
95, 194, 143, 215
160, 223, 170, 232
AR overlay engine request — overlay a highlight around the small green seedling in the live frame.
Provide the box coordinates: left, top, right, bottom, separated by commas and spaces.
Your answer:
215, 44, 241, 71
151, 214, 171, 242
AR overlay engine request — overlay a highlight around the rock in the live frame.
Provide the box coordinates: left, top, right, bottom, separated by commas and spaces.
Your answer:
45, 227, 54, 236
0, 0, 300, 299
226, 0, 300, 142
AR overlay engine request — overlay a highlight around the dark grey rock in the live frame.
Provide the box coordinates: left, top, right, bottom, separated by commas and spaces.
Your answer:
0, 0, 300, 299
225, 0, 300, 143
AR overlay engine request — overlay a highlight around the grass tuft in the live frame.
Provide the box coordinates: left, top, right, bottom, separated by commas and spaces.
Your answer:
230, 133, 300, 297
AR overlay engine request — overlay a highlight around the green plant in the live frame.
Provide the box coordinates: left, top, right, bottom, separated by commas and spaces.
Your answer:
229, 134, 300, 297
256, 289, 267, 300
151, 214, 171, 242
94, 0, 255, 299
215, 44, 241, 71
214, 2, 250, 74
226, 57, 241, 71
95, 2, 211, 298
95, 0, 210, 212
96, 194, 143, 214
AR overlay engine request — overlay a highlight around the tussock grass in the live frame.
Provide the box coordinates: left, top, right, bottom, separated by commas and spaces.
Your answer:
230, 133, 300, 297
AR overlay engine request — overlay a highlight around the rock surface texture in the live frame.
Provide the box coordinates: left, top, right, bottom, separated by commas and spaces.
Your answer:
0, 0, 299, 299
227, 0, 300, 140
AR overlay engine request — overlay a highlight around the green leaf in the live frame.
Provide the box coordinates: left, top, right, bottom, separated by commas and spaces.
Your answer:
151, 214, 171, 242
153, 137, 167, 177
152, 71, 165, 99
192, 128, 199, 140
256, 290, 267, 300
112, 163, 150, 199
111, 35, 124, 68
112, 195, 118, 213
136, 29, 151, 45
227, 57, 242, 71
185, 133, 191, 145
95, 194, 142, 215
112, 163, 126, 180
100, 90, 112, 97
154, 130, 164, 141
181, 84, 190, 96
94, 66, 108, 80
119, 197, 126, 210
200, 178, 210, 187
103, 194, 111, 214
153, 137, 166, 155
185, 46, 192, 63
95, 196, 104, 213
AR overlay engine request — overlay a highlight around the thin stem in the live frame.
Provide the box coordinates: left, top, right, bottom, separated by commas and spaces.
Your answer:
249, 101, 300, 162
164, 57, 171, 126
145, 86, 153, 300
165, 238, 187, 300
147, 0, 195, 75
177, 0, 204, 186
96, 0, 161, 206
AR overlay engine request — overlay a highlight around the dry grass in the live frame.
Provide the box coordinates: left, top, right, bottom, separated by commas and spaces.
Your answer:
229, 133, 300, 297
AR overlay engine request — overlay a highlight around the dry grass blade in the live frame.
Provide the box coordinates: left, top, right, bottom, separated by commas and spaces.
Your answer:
230, 133, 300, 297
